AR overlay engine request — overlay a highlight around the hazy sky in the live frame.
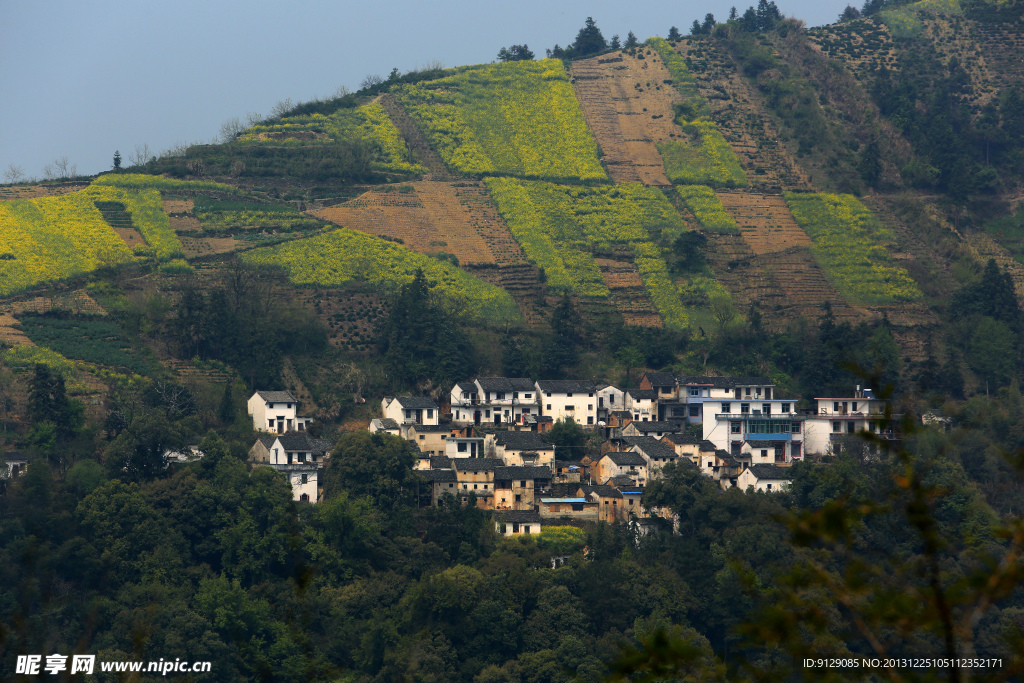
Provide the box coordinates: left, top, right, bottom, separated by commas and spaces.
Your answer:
1, 0, 856, 179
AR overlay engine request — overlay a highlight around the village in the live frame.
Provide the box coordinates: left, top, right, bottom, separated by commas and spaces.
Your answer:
244, 373, 897, 535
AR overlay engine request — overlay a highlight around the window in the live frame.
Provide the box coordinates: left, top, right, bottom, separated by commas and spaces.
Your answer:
525, 393, 532, 399
760, 449, 768, 459
609, 395, 614, 404
734, 388, 742, 399
588, 392, 594, 397
868, 421, 876, 432
512, 523, 520, 533
564, 405, 573, 411
791, 422, 801, 434
301, 474, 308, 484
833, 421, 841, 432
287, 403, 292, 408
781, 402, 790, 413
690, 388, 699, 396
463, 484, 468, 489
522, 408, 531, 414
599, 397, 604, 407
419, 435, 425, 440
767, 484, 773, 490
731, 422, 741, 434
689, 405, 699, 417
765, 388, 772, 400
485, 410, 490, 417
629, 498, 634, 505
567, 392, 573, 397
722, 402, 731, 413
572, 503, 583, 511
762, 403, 771, 415
474, 484, 478, 490
547, 404, 552, 410
427, 409, 433, 419
587, 416, 594, 424
834, 402, 840, 412
520, 480, 526, 487
731, 442, 742, 456
546, 392, 552, 397
405, 409, 412, 418
458, 442, 467, 452
515, 494, 522, 502
524, 525, 531, 534
588, 404, 593, 410
847, 421, 856, 434
791, 442, 801, 457
852, 401, 858, 412
497, 392, 505, 400
745, 387, 752, 396
741, 403, 750, 414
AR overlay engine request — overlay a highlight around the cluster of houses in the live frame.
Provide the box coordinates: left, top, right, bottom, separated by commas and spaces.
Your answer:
245, 375, 894, 536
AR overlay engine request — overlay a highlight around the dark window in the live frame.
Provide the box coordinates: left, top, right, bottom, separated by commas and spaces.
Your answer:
722, 402, 731, 413
571, 503, 583, 511
515, 494, 522, 502
731, 422, 741, 434
689, 405, 699, 417
781, 402, 790, 413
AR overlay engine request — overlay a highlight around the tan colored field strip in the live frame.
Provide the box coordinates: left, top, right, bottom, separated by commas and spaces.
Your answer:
571, 52, 680, 185
0, 314, 33, 347
162, 199, 194, 214
716, 192, 811, 255
169, 216, 202, 232
0, 183, 88, 200
114, 227, 146, 247
179, 236, 240, 258
313, 181, 526, 267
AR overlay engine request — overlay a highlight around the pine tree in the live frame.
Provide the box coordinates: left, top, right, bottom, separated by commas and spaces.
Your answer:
112, 150, 121, 170
667, 26, 681, 40
624, 31, 639, 49
572, 17, 608, 57
218, 382, 235, 425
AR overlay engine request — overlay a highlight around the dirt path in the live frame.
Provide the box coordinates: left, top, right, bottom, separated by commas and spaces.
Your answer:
571, 53, 679, 186
378, 94, 455, 180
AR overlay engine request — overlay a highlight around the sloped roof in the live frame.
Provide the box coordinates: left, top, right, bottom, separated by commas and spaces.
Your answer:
417, 469, 457, 482
373, 418, 400, 430
476, 377, 535, 392
536, 379, 596, 394
409, 424, 449, 433
456, 382, 477, 392
255, 390, 296, 402
494, 466, 553, 480
578, 484, 623, 499
627, 421, 683, 433
747, 464, 793, 481
395, 396, 439, 409
604, 451, 647, 466
453, 458, 502, 471
607, 474, 637, 487
643, 372, 676, 387
277, 433, 333, 454
624, 437, 677, 461
429, 456, 453, 469
699, 440, 719, 452
493, 431, 554, 450
663, 431, 699, 445
678, 375, 773, 389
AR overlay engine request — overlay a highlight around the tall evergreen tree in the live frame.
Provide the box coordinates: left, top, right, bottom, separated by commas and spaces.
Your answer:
572, 17, 608, 57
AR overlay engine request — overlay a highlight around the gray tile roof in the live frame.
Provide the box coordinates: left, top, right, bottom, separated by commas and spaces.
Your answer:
608, 474, 637, 487
747, 464, 793, 480
494, 466, 553, 480
578, 484, 623, 499
493, 431, 554, 450
395, 396, 439, 409
418, 469, 457, 482
663, 432, 700, 445
453, 458, 502, 471
456, 382, 477, 392
429, 456, 452, 469
700, 440, 719, 452
494, 510, 543, 523
627, 421, 683, 433
256, 390, 297, 403
536, 379, 596, 394
643, 372, 676, 387
374, 418, 400, 430
277, 433, 333, 454
627, 389, 659, 400
677, 375, 773, 389
604, 451, 647, 466
409, 424, 449, 433
476, 377, 536, 392
624, 437, 677, 460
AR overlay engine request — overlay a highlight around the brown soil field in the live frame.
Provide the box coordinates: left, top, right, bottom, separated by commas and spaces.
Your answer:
715, 191, 811, 255
179, 236, 240, 258
672, 39, 811, 192
169, 216, 202, 231
0, 183, 88, 200
163, 199, 194, 214
313, 181, 526, 267
0, 314, 33, 347
9, 290, 107, 317
378, 94, 453, 180
597, 247, 663, 327
114, 227, 146, 247
571, 52, 680, 185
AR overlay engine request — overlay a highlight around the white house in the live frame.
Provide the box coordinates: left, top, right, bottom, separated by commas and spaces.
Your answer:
247, 390, 312, 434
369, 418, 401, 436
736, 464, 793, 492
486, 430, 556, 467
594, 451, 648, 486
621, 420, 685, 439
381, 396, 440, 426
701, 392, 805, 463
249, 433, 332, 503
494, 510, 543, 536
446, 436, 486, 459
625, 389, 659, 422
450, 378, 539, 425
536, 380, 597, 426
595, 383, 625, 421
804, 387, 895, 456
623, 436, 680, 479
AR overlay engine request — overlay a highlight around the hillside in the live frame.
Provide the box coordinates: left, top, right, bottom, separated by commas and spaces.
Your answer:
2, 1, 1024, 407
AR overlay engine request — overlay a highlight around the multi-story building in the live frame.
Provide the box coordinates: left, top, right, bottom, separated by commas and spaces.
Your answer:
536, 380, 597, 426
381, 396, 440, 426
248, 390, 313, 434
450, 378, 539, 425
702, 394, 806, 463
804, 387, 896, 455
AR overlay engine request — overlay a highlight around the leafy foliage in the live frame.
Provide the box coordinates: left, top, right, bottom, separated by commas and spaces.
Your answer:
396, 60, 606, 183
92, 172, 242, 194
675, 186, 740, 232
785, 192, 922, 304
241, 228, 522, 324
18, 316, 154, 375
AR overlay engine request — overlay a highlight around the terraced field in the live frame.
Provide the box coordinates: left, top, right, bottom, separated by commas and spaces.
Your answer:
672, 39, 811, 192
570, 51, 679, 185
715, 192, 811, 254
313, 181, 526, 266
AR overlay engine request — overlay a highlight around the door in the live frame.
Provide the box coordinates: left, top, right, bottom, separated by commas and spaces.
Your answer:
474, 410, 481, 426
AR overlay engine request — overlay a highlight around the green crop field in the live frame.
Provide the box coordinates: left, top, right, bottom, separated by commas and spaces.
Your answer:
93, 173, 242, 195
675, 186, 740, 232
486, 178, 695, 329
785, 192, 922, 304
396, 60, 607, 183
194, 195, 325, 233
241, 228, 522, 324
18, 316, 154, 375
237, 103, 426, 175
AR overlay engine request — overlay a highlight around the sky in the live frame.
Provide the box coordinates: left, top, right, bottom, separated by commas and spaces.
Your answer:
0, 0, 857, 180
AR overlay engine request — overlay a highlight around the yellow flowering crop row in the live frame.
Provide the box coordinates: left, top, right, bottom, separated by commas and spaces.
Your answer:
93, 173, 242, 194
396, 60, 607, 183
86, 185, 184, 260
675, 186, 739, 232
236, 105, 426, 175
240, 228, 522, 324
1, 345, 89, 394
196, 209, 323, 232
784, 192, 923, 304
485, 178, 693, 329
657, 124, 747, 188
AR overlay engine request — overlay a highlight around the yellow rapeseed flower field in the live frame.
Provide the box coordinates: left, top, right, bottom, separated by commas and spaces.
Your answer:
240, 228, 522, 324
397, 60, 607, 183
